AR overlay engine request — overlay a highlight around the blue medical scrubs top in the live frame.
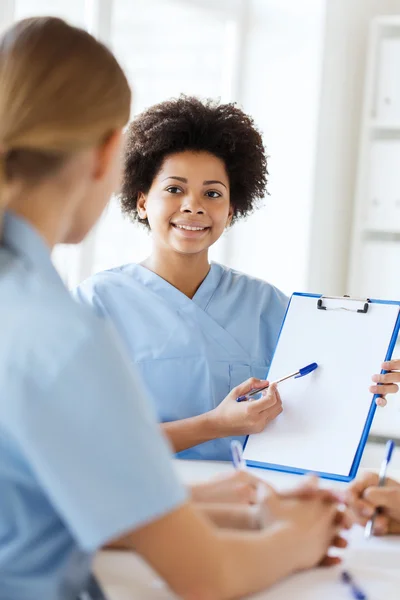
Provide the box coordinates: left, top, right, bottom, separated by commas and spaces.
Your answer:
0, 213, 186, 600
75, 261, 289, 461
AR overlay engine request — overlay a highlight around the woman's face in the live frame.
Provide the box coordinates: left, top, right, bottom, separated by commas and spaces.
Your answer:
137, 151, 233, 256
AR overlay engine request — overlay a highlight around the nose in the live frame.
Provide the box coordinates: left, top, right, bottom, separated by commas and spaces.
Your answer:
180, 193, 205, 215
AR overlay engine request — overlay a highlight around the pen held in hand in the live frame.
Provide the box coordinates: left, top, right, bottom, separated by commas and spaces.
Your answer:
230, 440, 269, 529
236, 362, 319, 402
364, 439, 395, 539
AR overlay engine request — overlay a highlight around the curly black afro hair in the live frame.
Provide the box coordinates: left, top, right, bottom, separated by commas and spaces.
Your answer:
120, 95, 268, 228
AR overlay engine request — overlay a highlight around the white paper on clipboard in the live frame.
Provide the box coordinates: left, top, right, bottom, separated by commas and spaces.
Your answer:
243, 294, 400, 479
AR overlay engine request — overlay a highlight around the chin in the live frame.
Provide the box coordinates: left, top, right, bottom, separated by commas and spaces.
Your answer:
63, 229, 87, 245
173, 243, 209, 255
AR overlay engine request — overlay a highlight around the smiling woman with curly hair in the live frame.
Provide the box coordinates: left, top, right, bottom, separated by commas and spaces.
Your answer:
75, 95, 288, 461
121, 96, 267, 226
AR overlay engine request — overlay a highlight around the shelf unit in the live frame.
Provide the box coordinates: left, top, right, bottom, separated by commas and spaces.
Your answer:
348, 17, 400, 440
349, 16, 400, 300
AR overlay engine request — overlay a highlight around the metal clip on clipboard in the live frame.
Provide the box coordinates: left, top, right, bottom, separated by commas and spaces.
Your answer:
317, 295, 370, 314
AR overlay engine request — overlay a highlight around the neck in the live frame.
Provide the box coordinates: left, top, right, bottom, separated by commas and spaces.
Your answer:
6, 183, 76, 250
8, 200, 63, 250
143, 245, 211, 298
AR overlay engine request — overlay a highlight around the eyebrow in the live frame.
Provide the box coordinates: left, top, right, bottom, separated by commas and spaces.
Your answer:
162, 176, 187, 183
203, 180, 227, 189
162, 176, 227, 189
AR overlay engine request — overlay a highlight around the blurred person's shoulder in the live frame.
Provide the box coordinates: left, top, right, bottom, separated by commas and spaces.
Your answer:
0, 246, 108, 392
76, 262, 140, 294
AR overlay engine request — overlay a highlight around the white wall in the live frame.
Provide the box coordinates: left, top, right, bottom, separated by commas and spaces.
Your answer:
223, 0, 326, 295
307, 0, 400, 296
0, 1, 15, 31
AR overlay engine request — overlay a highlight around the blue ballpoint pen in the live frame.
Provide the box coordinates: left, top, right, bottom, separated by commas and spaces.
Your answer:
230, 440, 268, 526
364, 439, 395, 539
341, 570, 367, 600
230, 439, 247, 471
236, 362, 319, 402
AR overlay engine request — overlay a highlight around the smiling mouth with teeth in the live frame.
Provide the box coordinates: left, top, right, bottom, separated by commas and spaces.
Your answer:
172, 224, 209, 231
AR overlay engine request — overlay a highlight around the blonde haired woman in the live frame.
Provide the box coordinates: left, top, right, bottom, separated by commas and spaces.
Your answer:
0, 17, 344, 600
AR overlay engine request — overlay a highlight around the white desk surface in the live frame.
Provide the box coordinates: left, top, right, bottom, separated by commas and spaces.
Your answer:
95, 460, 400, 600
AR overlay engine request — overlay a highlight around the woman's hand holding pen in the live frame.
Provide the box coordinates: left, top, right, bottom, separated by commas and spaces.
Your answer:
346, 472, 400, 535
210, 378, 282, 437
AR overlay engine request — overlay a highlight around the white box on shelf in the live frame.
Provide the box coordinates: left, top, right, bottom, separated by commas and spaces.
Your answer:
358, 239, 400, 300
348, 19, 400, 296
364, 140, 400, 232
376, 37, 400, 122
370, 395, 400, 439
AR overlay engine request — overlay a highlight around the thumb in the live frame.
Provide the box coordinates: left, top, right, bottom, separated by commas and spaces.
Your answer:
364, 486, 400, 510
232, 377, 269, 397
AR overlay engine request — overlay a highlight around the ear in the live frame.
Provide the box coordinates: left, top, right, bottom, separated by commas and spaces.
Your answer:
93, 129, 123, 180
137, 192, 147, 220
226, 204, 234, 228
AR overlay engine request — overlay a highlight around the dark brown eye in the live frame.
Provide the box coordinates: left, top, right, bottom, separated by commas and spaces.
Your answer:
206, 190, 221, 198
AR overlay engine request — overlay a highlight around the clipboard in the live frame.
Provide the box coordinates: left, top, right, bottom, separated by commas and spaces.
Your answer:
243, 293, 400, 482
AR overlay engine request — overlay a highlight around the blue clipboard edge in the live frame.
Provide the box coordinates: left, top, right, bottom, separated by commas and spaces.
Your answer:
243, 292, 400, 482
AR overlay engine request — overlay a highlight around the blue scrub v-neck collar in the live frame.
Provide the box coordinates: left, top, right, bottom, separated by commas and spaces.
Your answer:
132, 262, 224, 311
2, 211, 63, 286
